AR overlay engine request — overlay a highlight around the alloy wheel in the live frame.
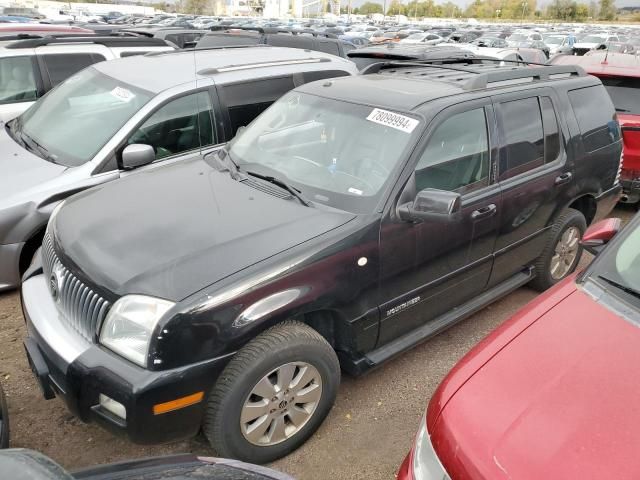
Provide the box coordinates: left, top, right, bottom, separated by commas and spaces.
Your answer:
550, 226, 581, 280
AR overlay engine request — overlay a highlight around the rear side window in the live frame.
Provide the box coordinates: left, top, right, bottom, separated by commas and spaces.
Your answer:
497, 97, 544, 179
600, 76, 640, 115
541, 97, 561, 163
221, 76, 295, 135
267, 34, 314, 50
0, 56, 38, 103
42, 53, 106, 86
568, 85, 619, 152
315, 40, 341, 56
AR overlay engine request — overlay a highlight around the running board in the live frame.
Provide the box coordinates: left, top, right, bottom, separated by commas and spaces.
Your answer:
365, 268, 534, 366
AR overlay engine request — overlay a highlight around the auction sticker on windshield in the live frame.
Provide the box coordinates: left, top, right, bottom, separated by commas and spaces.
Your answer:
366, 108, 419, 133
110, 86, 135, 102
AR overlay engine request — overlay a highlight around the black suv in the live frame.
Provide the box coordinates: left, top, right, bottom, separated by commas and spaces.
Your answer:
22, 62, 622, 464
196, 28, 348, 58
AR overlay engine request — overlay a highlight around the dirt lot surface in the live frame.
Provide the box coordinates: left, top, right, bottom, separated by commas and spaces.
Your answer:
0, 206, 635, 479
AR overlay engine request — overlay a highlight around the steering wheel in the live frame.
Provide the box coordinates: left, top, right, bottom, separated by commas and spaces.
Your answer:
359, 157, 391, 179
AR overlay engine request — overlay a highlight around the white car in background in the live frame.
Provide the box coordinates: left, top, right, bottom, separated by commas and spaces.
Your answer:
573, 33, 619, 55
400, 32, 443, 45
544, 34, 572, 56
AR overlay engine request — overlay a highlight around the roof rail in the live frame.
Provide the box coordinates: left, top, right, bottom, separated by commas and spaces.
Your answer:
197, 57, 330, 75
145, 44, 269, 56
5, 36, 169, 49
463, 64, 586, 90
360, 58, 483, 75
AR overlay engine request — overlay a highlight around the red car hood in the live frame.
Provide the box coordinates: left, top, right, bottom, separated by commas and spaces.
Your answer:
432, 284, 640, 479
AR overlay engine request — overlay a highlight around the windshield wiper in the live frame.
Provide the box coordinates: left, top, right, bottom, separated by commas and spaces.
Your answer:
616, 107, 630, 113
20, 131, 57, 163
598, 275, 640, 300
245, 170, 312, 207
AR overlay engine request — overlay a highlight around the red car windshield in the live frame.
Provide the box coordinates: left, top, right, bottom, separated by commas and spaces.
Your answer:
600, 76, 640, 114
591, 216, 640, 302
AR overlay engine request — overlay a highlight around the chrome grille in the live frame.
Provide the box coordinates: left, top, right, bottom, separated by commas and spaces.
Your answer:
42, 232, 111, 342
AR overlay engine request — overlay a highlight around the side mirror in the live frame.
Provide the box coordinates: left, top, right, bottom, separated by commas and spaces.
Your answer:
580, 217, 621, 255
122, 144, 155, 170
398, 188, 462, 223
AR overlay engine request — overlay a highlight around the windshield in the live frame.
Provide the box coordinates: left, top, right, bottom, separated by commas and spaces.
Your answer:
600, 77, 640, 114
228, 92, 420, 213
19, 67, 152, 167
581, 35, 605, 43
590, 218, 640, 304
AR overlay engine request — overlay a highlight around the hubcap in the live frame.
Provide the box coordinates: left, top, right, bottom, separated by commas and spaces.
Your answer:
240, 362, 322, 446
550, 226, 581, 280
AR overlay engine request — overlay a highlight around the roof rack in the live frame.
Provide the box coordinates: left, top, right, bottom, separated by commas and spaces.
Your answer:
362, 60, 587, 90
197, 57, 330, 75
145, 43, 268, 57
463, 64, 586, 90
5, 36, 169, 49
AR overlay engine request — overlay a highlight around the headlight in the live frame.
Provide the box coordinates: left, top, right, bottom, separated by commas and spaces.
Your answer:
99, 295, 174, 367
413, 415, 450, 480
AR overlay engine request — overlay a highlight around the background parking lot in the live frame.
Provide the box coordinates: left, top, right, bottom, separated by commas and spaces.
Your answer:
0, 206, 634, 479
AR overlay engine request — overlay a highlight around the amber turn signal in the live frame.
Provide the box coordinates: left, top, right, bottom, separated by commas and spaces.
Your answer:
153, 391, 204, 415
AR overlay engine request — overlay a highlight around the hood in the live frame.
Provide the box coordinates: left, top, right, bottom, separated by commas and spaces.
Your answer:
0, 124, 66, 203
53, 158, 356, 301
432, 286, 640, 479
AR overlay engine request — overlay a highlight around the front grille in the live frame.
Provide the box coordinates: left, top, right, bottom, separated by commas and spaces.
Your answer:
42, 232, 111, 342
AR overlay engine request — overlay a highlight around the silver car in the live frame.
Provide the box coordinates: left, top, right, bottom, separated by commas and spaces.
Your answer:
0, 46, 357, 291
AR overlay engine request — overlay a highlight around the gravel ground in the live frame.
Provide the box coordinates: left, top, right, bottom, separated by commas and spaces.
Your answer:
0, 205, 635, 479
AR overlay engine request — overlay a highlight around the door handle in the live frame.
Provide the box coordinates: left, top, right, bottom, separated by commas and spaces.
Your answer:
555, 172, 573, 185
471, 204, 497, 220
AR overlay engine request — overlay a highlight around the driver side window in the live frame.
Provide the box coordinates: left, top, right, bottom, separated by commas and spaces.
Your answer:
128, 91, 215, 161
414, 108, 490, 195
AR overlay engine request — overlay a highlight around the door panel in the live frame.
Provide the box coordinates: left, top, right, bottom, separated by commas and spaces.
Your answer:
488, 90, 574, 286
377, 102, 500, 346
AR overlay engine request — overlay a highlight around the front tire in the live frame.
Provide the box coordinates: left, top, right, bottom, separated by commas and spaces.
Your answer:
203, 320, 340, 464
530, 208, 586, 291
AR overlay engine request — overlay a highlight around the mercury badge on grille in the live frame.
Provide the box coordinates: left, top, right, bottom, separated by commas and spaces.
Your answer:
49, 263, 65, 302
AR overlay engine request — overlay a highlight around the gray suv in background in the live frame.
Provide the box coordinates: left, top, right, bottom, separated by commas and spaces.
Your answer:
0, 46, 357, 291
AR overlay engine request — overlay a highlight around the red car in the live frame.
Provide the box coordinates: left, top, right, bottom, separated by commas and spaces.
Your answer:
399, 214, 640, 480
552, 52, 640, 206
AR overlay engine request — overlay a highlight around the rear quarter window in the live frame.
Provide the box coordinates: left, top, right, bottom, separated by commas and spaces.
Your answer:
568, 84, 619, 152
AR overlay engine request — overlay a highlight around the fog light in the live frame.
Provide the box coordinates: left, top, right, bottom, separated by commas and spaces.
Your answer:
99, 394, 127, 420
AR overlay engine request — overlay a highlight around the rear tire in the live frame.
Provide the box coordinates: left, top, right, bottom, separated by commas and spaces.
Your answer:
203, 320, 340, 464
530, 208, 586, 292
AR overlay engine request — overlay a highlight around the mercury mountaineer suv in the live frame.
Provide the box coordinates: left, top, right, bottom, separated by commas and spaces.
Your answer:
22, 61, 622, 464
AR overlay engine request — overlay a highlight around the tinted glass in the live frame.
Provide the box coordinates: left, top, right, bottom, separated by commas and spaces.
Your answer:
42, 53, 106, 86
222, 76, 295, 135
541, 97, 560, 163
128, 91, 215, 160
0, 56, 37, 103
197, 34, 260, 48
315, 40, 341, 56
498, 97, 544, 178
267, 34, 314, 49
20, 68, 152, 167
415, 108, 489, 194
601, 77, 640, 115
568, 85, 618, 152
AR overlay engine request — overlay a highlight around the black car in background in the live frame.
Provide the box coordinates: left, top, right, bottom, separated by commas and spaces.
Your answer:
22, 62, 621, 465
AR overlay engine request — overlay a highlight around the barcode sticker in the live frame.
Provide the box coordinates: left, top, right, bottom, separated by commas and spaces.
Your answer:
366, 108, 419, 133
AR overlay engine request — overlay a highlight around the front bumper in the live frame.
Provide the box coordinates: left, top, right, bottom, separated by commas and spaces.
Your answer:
0, 241, 23, 292
21, 268, 232, 445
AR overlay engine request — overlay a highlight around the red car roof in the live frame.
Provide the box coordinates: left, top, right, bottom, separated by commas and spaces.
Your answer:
552, 51, 640, 78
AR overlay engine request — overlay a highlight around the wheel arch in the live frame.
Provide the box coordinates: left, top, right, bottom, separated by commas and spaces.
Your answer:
567, 194, 597, 225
